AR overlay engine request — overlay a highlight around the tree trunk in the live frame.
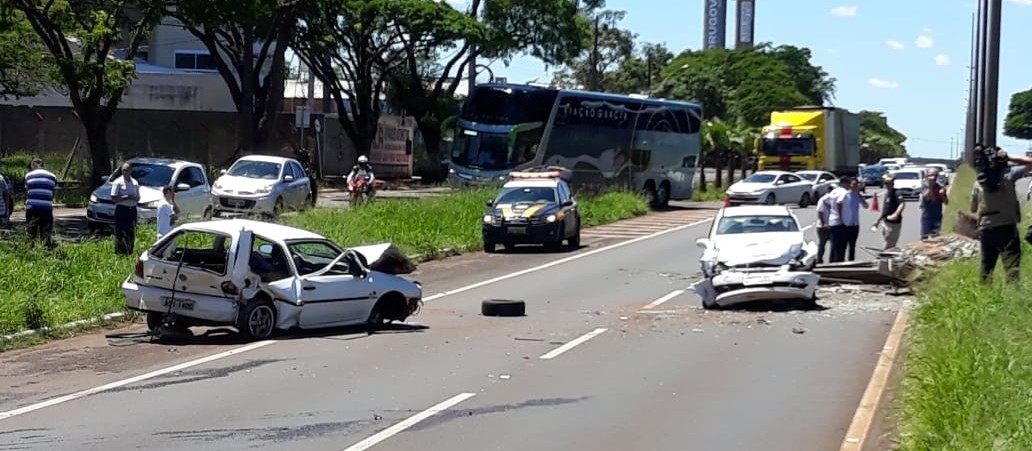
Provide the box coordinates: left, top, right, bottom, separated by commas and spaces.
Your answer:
83, 115, 113, 189
726, 153, 736, 185
698, 161, 707, 192
740, 157, 748, 180
714, 152, 724, 189
418, 121, 447, 182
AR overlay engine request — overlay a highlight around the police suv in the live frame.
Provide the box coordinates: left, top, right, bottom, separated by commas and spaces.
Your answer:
481, 169, 582, 253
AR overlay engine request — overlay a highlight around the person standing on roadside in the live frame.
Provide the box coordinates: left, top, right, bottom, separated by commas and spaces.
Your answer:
156, 186, 179, 240
24, 159, 57, 247
834, 176, 868, 262
0, 172, 12, 229
872, 173, 905, 250
920, 169, 949, 240
970, 148, 1032, 283
815, 183, 847, 264
110, 162, 140, 255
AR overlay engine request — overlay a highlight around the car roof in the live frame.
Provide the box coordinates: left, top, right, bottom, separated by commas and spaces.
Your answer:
502, 179, 560, 189
719, 205, 794, 218
234, 154, 297, 164
127, 157, 200, 168
175, 219, 326, 241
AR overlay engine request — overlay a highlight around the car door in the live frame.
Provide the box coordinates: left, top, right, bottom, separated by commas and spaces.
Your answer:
144, 229, 236, 300
292, 242, 376, 327
556, 182, 577, 237
173, 166, 210, 218
291, 162, 311, 206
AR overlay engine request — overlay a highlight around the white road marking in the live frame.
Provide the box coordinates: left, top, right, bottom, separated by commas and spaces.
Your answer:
340, 392, 477, 451
580, 233, 648, 239
642, 290, 685, 309
423, 218, 713, 303
539, 328, 608, 360
0, 340, 277, 421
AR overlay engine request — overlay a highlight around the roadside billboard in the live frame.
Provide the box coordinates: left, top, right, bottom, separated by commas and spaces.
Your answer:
735, 0, 755, 49
703, 0, 728, 50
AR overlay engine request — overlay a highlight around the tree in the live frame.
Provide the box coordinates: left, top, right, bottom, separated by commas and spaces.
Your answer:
0, 8, 47, 99
606, 42, 672, 94
1003, 88, 1032, 140
550, 1, 634, 91
171, 0, 296, 158
381, 0, 585, 177
7, 0, 163, 186
763, 44, 836, 105
858, 110, 907, 162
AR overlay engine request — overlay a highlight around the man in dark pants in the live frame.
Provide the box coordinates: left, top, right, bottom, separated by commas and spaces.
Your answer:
835, 177, 868, 261
23, 159, 58, 247
110, 162, 140, 255
815, 184, 846, 264
970, 149, 1032, 283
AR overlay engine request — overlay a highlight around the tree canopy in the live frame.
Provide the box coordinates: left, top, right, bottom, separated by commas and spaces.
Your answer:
1003, 87, 1032, 141
0, 7, 47, 99
858, 110, 908, 160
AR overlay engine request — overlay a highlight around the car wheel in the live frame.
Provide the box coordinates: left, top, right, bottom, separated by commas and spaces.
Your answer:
146, 312, 164, 332
568, 221, 581, 249
202, 206, 213, 220
801, 294, 819, 310
368, 292, 413, 326
654, 183, 670, 209
764, 193, 776, 205
481, 299, 526, 317
237, 297, 277, 340
701, 297, 721, 310
484, 240, 497, 253
303, 194, 312, 210
799, 192, 811, 208
273, 197, 284, 216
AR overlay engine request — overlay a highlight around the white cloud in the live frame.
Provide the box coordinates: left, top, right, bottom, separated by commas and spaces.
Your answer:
831, 5, 857, 16
886, 40, 905, 51
935, 54, 951, 65
868, 78, 899, 89
915, 33, 934, 49
1007, 0, 1032, 6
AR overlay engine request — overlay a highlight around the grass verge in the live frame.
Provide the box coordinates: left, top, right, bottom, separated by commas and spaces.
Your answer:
0, 187, 648, 342
941, 164, 975, 234
692, 183, 730, 202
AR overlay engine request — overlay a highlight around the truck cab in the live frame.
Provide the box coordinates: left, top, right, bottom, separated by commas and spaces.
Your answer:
755, 107, 860, 176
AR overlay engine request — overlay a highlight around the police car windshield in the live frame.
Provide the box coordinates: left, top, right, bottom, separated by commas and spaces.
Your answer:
496, 187, 557, 205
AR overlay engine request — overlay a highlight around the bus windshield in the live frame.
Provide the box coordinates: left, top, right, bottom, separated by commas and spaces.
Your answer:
450, 131, 512, 171
761, 138, 815, 157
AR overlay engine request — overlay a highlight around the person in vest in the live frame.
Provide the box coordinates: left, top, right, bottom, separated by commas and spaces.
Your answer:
970, 148, 1032, 283
920, 169, 949, 240
873, 173, 906, 250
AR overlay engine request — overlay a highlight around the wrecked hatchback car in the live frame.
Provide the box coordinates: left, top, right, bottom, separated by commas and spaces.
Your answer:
122, 219, 423, 340
692, 206, 820, 309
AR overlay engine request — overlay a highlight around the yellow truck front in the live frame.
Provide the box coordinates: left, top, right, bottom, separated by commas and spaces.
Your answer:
754, 107, 860, 176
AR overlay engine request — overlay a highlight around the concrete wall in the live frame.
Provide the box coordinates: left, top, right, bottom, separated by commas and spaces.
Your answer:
148, 18, 210, 68
2, 72, 236, 113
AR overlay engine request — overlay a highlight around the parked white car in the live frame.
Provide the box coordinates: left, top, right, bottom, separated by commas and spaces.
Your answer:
795, 170, 839, 198
86, 157, 212, 232
211, 155, 312, 217
726, 170, 815, 207
122, 219, 424, 340
889, 168, 925, 200
692, 206, 820, 309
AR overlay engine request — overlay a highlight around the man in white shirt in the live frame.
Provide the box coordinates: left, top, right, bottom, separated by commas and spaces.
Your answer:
834, 176, 869, 262
110, 162, 140, 255
156, 186, 179, 239
815, 184, 847, 264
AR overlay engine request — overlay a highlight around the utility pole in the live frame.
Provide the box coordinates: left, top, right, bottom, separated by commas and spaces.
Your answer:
964, 11, 977, 157
981, 0, 1002, 149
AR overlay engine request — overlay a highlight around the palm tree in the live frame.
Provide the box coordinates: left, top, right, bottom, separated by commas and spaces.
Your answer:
701, 119, 731, 191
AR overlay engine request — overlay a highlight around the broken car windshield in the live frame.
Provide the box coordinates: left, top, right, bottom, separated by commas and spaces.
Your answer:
716, 216, 799, 235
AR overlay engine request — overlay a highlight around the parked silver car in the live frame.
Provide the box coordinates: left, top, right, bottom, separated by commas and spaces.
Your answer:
86, 158, 212, 232
211, 155, 312, 217
725, 170, 815, 207
795, 170, 839, 199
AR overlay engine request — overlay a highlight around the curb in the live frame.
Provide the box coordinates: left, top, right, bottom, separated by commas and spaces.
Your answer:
1, 312, 131, 342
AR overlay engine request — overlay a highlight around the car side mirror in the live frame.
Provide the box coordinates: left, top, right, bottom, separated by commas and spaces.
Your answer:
175, 183, 190, 192
696, 238, 711, 249
486, 199, 494, 207
284, 175, 295, 183
562, 200, 574, 207
258, 244, 273, 254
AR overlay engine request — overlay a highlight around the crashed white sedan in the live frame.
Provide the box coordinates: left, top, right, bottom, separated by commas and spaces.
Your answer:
692, 206, 820, 309
122, 219, 423, 340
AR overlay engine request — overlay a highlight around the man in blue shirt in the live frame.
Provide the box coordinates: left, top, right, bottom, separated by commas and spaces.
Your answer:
24, 159, 58, 246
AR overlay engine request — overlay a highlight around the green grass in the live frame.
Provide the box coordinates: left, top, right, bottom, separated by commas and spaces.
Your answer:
941, 164, 976, 234
897, 189, 1032, 450
0, 188, 648, 342
692, 183, 730, 202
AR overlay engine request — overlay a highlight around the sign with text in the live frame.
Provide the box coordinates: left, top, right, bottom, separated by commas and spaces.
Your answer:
703, 0, 727, 50
736, 0, 755, 49
368, 115, 415, 177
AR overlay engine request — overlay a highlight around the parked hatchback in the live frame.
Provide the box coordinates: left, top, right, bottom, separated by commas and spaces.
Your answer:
211, 155, 312, 217
86, 158, 212, 232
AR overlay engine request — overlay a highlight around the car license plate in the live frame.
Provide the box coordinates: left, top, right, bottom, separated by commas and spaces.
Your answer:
508, 226, 527, 235
228, 199, 245, 207
742, 275, 773, 286
161, 296, 195, 311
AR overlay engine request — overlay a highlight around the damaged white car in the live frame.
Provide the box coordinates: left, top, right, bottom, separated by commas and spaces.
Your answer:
692, 206, 820, 309
122, 219, 423, 340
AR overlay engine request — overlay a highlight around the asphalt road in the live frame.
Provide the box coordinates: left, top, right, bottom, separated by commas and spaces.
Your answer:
0, 195, 921, 451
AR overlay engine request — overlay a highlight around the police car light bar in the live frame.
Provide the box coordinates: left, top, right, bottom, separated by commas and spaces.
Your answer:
509, 170, 563, 179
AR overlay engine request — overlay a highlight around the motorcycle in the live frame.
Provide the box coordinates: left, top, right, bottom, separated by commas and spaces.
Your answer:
347, 175, 374, 206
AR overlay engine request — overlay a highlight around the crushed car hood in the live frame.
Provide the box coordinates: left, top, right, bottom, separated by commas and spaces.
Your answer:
350, 243, 417, 275
706, 232, 813, 267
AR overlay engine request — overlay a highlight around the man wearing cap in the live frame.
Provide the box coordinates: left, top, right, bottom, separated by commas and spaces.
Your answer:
873, 173, 905, 249
920, 169, 948, 240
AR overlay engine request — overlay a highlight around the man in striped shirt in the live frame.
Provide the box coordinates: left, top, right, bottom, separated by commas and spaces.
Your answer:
24, 159, 57, 246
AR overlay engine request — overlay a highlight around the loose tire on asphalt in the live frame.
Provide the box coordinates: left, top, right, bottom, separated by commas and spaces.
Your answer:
481, 299, 525, 317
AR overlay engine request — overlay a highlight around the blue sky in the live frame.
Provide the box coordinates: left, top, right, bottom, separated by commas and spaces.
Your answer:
476, 0, 1032, 159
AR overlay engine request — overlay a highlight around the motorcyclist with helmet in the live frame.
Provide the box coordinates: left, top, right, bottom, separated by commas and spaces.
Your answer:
346, 155, 376, 201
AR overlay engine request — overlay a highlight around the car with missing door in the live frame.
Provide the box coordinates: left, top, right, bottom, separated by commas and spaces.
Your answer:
86, 158, 212, 232
122, 219, 423, 340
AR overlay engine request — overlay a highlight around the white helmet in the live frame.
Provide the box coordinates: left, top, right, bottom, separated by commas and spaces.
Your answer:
357, 155, 369, 163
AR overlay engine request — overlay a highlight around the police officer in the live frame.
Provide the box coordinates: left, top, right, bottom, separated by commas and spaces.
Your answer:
970, 148, 1032, 283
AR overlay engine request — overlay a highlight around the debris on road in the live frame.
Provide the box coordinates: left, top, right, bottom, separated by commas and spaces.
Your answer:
481, 299, 526, 317
813, 233, 979, 286
792, 327, 807, 334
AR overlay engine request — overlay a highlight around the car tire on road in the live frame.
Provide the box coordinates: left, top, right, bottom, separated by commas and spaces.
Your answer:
568, 225, 581, 249
764, 193, 776, 205
484, 241, 497, 253
481, 299, 526, 317
237, 296, 277, 340
799, 192, 811, 208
